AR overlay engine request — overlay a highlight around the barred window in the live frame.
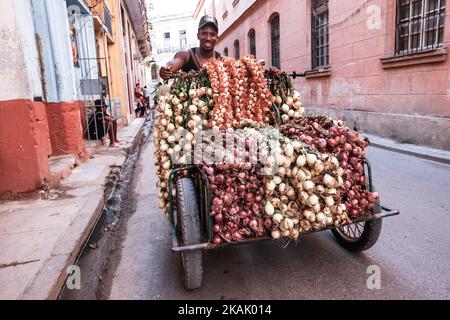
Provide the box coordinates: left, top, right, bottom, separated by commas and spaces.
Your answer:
311, 0, 329, 69
396, 0, 446, 55
270, 14, 280, 69
248, 29, 256, 57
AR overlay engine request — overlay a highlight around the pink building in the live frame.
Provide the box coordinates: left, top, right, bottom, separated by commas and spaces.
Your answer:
195, 0, 450, 150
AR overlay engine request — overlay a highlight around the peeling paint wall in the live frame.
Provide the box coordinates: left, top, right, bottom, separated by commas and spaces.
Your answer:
0, 0, 42, 101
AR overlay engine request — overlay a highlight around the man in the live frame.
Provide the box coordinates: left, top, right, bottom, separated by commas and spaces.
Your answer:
94, 98, 121, 147
134, 83, 147, 118
160, 15, 221, 79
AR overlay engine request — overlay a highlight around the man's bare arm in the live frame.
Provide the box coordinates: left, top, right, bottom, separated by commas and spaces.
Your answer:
160, 51, 189, 80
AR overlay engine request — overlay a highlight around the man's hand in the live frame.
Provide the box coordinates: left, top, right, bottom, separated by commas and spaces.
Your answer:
159, 65, 173, 80
265, 66, 281, 76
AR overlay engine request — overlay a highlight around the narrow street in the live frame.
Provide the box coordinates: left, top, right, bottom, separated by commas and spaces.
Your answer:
90, 138, 450, 300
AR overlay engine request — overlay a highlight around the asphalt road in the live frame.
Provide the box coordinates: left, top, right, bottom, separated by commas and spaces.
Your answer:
105, 140, 450, 300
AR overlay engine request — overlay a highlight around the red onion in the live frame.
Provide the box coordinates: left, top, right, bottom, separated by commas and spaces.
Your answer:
355, 162, 364, 174
318, 139, 327, 149
229, 207, 239, 215
327, 138, 338, 148
212, 197, 223, 207
232, 231, 243, 241
352, 147, 362, 157
248, 219, 258, 231
223, 193, 232, 206
348, 190, 356, 199
226, 186, 235, 194
251, 203, 261, 214
216, 174, 225, 184
344, 180, 352, 190
213, 224, 221, 233
238, 184, 246, 193
239, 210, 248, 218
212, 235, 222, 244
214, 213, 224, 223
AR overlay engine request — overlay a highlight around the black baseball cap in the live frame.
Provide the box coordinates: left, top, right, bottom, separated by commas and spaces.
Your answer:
198, 15, 219, 32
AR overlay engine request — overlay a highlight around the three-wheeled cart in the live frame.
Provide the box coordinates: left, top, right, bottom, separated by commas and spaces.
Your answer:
167, 159, 399, 290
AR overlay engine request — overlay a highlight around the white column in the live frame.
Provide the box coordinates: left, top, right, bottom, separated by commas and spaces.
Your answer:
31, 0, 77, 103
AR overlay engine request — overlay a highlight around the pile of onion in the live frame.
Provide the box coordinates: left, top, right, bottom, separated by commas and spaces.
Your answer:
282, 116, 380, 218
203, 163, 267, 244
261, 132, 352, 240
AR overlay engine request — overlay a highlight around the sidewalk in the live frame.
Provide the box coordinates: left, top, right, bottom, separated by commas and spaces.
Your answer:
0, 118, 146, 300
363, 134, 450, 165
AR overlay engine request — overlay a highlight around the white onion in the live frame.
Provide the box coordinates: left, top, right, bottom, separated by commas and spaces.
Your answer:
284, 143, 294, 157
296, 154, 306, 167
302, 180, 315, 191
271, 230, 281, 239
273, 176, 282, 185
325, 196, 335, 206
307, 194, 319, 206
273, 213, 283, 224
265, 202, 275, 216
323, 174, 336, 187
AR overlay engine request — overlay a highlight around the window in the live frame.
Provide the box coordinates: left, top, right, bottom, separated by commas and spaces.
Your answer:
234, 40, 240, 59
396, 0, 446, 55
312, 0, 329, 69
248, 29, 256, 57
163, 32, 170, 50
180, 30, 187, 49
270, 14, 280, 69
224, 47, 229, 56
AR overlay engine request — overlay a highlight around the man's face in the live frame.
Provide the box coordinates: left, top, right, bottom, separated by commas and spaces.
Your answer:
198, 25, 218, 52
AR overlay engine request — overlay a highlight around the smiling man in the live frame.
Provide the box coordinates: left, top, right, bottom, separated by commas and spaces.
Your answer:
159, 15, 222, 80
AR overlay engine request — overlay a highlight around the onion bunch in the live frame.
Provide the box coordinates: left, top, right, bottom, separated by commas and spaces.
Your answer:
204, 57, 274, 129
268, 71, 305, 123
154, 73, 213, 215
204, 164, 267, 245
282, 116, 380, 218
262, 134, 352, 240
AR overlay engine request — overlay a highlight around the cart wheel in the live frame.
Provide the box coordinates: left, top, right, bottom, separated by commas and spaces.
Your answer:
331, 218, 382, 252
176, 178, 203, 290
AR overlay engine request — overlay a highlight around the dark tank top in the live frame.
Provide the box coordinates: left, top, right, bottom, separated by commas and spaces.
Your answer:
182, 47, 221, 72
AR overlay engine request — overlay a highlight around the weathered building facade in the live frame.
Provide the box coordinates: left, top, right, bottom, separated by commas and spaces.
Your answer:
196, 0, 450, 150
0, 0, 151, 197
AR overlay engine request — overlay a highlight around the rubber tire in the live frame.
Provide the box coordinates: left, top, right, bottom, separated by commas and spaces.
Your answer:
176, 178, 203, 290
331, 219, 383, 252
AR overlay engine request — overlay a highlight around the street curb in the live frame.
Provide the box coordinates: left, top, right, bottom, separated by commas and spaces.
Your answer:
369, 143, 450, 165
362, 133, 450, 165
20, 118, 148, 300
